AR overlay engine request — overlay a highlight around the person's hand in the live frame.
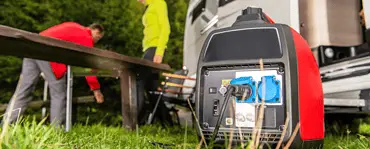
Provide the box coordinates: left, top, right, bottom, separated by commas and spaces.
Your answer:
153, 55, 163, 64
93, 90, 104, 103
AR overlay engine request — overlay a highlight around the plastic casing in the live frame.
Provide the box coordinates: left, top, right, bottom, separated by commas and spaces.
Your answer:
195, 21, 324, 148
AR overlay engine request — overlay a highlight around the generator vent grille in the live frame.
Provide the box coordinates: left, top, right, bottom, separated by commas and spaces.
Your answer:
202, 130, 282, 143
206, 64, 281, 70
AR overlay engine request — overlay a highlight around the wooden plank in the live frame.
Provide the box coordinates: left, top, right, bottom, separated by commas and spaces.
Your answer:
162, 72, 196, 80
0, 25, 172, 72
161, 82, 194, 88
120, 70, 137, 130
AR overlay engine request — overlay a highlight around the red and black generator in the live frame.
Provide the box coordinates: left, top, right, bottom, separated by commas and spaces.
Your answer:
194, 7, 324, 148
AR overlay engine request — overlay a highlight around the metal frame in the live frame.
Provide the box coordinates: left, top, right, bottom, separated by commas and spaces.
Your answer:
42, 76, 48, 118
146, 68, 196, 125
40, 66, 142, 131
324, 98, 366, 107
317, 0, 370, 108
322, 73, 370, 94
320, 55, 370, 74
41, 66, 73, 132
320, 54, 370, 108
41, 66, 123, 132
66, 66, 73, 131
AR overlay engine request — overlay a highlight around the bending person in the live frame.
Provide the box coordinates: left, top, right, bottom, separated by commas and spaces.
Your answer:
3, 22, 105, 126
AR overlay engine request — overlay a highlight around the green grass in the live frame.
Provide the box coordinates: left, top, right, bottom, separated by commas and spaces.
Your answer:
0, 118, 369, 149
324, 123, 370, 149
360, 124, 370, 134
325, 135, 369, 149
0, 118, 199, 149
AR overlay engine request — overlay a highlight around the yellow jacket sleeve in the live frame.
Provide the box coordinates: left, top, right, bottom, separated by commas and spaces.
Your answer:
155, 1, 171, 56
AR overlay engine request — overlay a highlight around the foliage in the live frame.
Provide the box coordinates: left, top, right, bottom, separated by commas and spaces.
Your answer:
0, 0, 188, 64
0, 56, 22, 101
0, 0, 189, 123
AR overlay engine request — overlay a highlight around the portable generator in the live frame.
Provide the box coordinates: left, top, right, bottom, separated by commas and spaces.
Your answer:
194, 7, 324, 148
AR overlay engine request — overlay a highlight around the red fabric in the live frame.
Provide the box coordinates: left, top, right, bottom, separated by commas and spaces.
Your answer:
39, 22, 100, 90
264, 14, 324, 140
85, 76, 100, 90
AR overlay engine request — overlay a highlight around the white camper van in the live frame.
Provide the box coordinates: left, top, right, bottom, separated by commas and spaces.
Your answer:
183, 0, 301, 77
182, 0, 301, 101
182, 0, 370, 113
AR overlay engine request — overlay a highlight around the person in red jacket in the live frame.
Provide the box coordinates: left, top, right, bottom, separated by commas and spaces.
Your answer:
3, 22, 105, 126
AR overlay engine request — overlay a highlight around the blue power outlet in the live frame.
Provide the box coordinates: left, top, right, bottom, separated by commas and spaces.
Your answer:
230, 77, 256, 103
257, 76, 281, 103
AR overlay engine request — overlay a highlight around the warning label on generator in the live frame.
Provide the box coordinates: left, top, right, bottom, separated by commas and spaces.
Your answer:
221, 79, 232, 86
235, 103, 255, 127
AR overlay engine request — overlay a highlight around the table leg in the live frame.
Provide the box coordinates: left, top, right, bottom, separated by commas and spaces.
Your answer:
120, 70, 137, 130
42, 81, 48, 118
66, 65, 73, 132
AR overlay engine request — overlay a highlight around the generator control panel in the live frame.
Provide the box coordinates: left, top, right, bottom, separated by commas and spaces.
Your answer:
219, 69, 284, 105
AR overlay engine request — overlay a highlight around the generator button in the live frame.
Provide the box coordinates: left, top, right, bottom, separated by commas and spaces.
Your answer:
219, 86, 228, 96
209, 87, 217, 94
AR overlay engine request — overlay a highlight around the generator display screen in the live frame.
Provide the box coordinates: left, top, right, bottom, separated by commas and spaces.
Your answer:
203, 28, 282, 62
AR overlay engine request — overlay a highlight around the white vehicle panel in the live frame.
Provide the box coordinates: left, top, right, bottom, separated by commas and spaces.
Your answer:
184, 0, 300, 76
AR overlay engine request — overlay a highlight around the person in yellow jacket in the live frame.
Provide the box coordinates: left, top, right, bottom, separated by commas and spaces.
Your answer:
137, 0, 173, 126
139, 0, 170, 63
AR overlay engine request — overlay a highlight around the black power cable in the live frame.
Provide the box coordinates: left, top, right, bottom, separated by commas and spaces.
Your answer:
210, 85, 248, 142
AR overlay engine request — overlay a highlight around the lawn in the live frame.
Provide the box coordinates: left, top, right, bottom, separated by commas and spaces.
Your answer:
0, 118, 199, 149
324, 122, 370, 149
0, 118, 369, 149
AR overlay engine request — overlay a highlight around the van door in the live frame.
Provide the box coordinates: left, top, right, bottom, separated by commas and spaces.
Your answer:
184, 0, 219, 75
217, 0, 243, 29
217, 0, 300, 31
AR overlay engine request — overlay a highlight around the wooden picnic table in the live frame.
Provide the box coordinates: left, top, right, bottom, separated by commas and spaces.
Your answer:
0, 25, 172, 130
